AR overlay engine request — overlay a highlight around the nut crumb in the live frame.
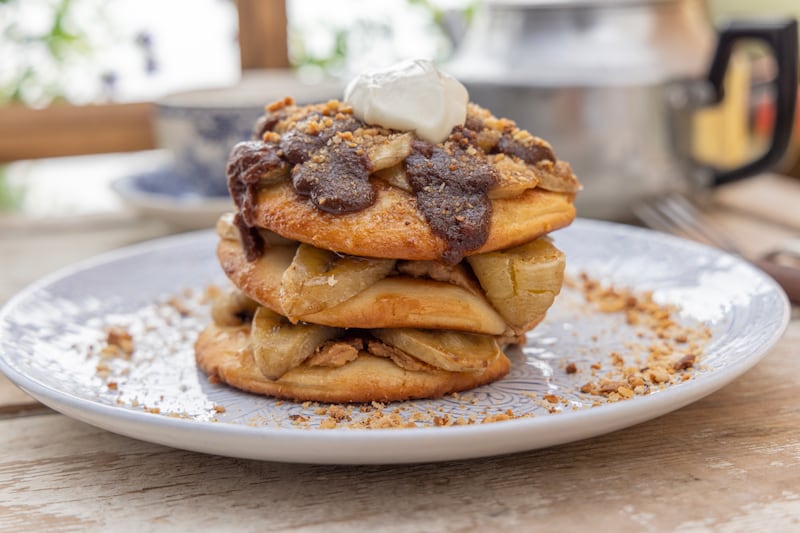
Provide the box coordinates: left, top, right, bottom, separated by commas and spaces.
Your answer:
673, 354, 696, 370
570, 273, 710, 403
105, 327, 134, 356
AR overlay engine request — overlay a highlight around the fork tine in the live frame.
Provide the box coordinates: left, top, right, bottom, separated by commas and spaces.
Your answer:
657, 194, 740, 253
633, 193, 739, 253
648, 195, 715, 244
632, 201, 683, 236
633, 197, 710, 244
636, 194, 800, 303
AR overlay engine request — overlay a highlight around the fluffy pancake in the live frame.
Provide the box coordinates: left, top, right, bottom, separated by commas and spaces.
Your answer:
195, 324, 511, 403
250, 180, 576, 261
198, 91, 578, 403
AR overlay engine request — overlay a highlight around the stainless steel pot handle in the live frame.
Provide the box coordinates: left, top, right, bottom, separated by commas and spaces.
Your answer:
703, 19, 798, 186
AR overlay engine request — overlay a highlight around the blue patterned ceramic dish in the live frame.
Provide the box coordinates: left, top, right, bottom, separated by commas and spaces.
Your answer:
155, 103, 263, 197
0, 220, 789, 464
154, 70, 342, 197
110, 167, 233, 230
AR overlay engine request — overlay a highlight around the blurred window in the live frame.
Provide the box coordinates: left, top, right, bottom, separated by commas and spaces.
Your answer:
0, 0, 240, 108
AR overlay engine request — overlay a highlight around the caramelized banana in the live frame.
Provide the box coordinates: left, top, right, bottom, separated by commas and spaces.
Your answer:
216, 213, 240, 241
302, 277, 509, 334
372, 328, 501, 372
396, 260, 482, 295
366, 132, 414, 171
488, 154, 539, 199
279, 243, 395, 321
467, 238, 565, 331
250, 306, 342, 379
210, 289, 258, 326
373, 164, 413, 193
533, 161, 581, 194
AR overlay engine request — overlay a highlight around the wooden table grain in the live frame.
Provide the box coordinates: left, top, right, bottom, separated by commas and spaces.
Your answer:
2, 175, 800, 532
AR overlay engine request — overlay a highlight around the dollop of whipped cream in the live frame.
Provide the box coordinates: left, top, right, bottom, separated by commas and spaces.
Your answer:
344, 59, 468, 144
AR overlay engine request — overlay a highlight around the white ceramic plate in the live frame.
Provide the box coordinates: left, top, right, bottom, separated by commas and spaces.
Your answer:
0, 220, 789, 464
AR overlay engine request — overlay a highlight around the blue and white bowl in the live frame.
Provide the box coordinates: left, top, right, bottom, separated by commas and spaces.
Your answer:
154, 70, 343, 198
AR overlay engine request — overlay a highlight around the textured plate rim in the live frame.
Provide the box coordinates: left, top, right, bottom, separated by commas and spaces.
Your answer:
0, 220, 790, 464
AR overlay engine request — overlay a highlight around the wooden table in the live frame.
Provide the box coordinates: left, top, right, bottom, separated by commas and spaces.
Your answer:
2, 175, 800, 531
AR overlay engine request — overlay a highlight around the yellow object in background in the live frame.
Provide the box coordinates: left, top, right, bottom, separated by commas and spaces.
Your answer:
708, 0, 800, 176
692, 50, 751, 168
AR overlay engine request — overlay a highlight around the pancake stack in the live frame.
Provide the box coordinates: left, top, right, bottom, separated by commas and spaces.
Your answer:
195, 97, 580, 403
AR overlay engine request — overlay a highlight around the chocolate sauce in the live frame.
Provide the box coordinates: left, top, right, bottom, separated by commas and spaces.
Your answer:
226, 103, 546, 264
252, 115, 275, 140
496, 134, 555, 165
449, 126, 480, 149
464, 113, 555, 165
292, 142, 374, 214
226, 140, 285, 225
233, 212, 264, 262
404, 140, 497, 264
463, 114, 485, 134
279, 114, 360, 165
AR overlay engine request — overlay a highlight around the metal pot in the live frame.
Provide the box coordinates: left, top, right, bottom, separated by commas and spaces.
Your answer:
447, 0, 797, 219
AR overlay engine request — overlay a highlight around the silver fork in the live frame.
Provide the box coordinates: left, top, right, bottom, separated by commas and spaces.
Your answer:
633, 192, 800, 302
633, 193, 740, 253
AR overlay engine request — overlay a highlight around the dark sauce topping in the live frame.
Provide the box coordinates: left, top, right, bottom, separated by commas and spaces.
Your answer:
279, 113, 360, 165
448, 126, 481, 150
496, 134, 555, 165
233, 212, 264, 262
404, 139, 497, 264
463, 114, 485, 134
292, 142, 374, 214
226, 100, 564, 263
227, 140, 285, 187
252, 112, 281, 140
463, 108, 555, 165
226, 140, 286, 225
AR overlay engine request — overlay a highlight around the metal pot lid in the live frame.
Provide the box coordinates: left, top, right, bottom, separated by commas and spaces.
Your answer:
449, 0, 712, 85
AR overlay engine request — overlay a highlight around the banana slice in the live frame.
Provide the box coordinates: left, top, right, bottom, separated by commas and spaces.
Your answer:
488, 154, 539, 199
216, 213, 241, 241
533, 160, 581, 194
251, 306, 343, 380
366, 132, 413, 171
373, 164, 413, 193
373, 328, 501, 372
396, 260, 482, 295
303, 277, 508, 334
279, 243, 395, 322
210, 289, 258, 327
219, 243, 297, 315
467, 238, 565, 331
